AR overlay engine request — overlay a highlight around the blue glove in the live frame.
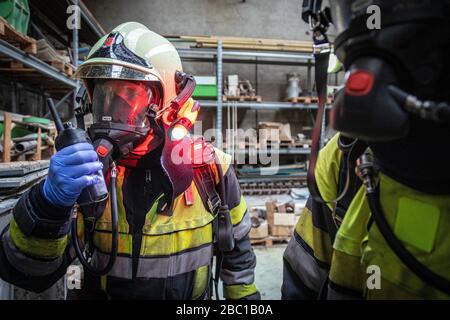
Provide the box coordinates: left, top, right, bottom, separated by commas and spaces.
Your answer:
43, 143, 103, 207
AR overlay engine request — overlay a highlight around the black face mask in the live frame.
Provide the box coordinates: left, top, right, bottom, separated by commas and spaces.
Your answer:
87, 79, 163, 164
330, 0, 450, 142
328, 0, 450, 192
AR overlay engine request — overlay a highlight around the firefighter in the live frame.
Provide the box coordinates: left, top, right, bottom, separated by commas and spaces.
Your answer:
0, 22, 260, 300
283, 0, 450, 299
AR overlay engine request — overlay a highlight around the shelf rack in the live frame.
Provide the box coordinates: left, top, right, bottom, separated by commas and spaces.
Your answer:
0, 0, 105, 114
174, 42, 327, 152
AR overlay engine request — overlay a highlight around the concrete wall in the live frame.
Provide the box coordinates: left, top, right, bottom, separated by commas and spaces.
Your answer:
85, 0, 313, 41
84, 0, 337, 136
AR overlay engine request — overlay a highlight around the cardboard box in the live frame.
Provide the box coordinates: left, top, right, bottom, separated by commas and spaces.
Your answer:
274, 212, 297, 226
250, 219, 269, 239
266, 200, 297, 237
258, 122, 293, 143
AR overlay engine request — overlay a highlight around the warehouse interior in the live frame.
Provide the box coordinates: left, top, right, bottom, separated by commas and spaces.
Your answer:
1, 0, 338, 300
2, 0, 447, 302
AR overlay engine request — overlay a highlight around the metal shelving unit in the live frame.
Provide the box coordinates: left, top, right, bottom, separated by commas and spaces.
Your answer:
175, 42, 325, 156
0, 0, 105, 114
198, 100, 322, 110
0, 39, 78, 89
235, 148, 311, 155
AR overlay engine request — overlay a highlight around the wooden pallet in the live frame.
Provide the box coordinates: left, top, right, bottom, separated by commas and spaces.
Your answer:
223, 95, 262, 102
259, 139, 295, 148
292, 140, 311, 148
251, 236, 291, 247
47, 60, 74, 76
279, 140, 295, 148
0, 17, 37, 54
287, 96, 334, 104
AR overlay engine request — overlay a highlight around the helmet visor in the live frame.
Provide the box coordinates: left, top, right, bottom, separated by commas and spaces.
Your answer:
91, 80, 161, 127
76, 63, 159, 82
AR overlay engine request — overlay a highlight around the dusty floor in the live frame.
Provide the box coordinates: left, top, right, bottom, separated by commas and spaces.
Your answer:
253, 244, 287, 300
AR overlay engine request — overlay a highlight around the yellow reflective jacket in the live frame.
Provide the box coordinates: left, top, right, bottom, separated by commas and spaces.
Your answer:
1, 141, 259, 300
283, 134, 450, 299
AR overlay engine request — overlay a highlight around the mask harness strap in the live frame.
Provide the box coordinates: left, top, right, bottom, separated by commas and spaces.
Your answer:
305, 3, 331, 203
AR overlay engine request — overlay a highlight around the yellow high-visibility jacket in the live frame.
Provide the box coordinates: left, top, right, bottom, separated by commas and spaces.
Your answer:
0, 140, 259, 300
282, 134, 450, 299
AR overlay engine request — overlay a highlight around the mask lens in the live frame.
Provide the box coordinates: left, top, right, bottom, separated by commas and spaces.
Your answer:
92, 80, 160, 127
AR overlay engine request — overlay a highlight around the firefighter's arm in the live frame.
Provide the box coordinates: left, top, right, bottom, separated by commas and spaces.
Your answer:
282, 134, 342, 299
0, 143, 101, 292
213, 152, 260, 300
0, 181, 74, 293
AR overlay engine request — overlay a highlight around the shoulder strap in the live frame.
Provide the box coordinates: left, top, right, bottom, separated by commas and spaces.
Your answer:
192, 150, 236, 300
193, 163, 222, 216
333, 136, 368, 227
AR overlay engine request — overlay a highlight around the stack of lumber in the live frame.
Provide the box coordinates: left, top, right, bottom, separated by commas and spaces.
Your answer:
178, 35, 314, 52
0, 160, 49, 216
36, 39, 74, 76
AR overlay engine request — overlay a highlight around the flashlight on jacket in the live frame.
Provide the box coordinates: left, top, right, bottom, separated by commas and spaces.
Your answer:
169, 100, 200, 141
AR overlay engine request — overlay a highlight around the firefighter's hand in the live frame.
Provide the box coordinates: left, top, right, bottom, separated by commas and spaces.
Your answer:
43, 143, 103, 207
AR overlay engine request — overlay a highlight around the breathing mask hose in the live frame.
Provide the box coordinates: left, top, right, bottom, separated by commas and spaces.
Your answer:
389, 86, 450, 124
357, 154, 450, 295
71, 163, 119, 276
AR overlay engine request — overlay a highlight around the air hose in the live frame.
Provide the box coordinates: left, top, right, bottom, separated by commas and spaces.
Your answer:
357, 153, 450, 295
71, 163, 119, 276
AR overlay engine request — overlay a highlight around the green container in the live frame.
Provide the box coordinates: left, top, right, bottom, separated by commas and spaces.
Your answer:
193, 76, 217, 98
12, 126, 33, 138
0, 0, 30, 35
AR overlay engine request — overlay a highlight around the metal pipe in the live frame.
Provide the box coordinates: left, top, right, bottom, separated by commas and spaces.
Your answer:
14, 140, 37, 153
216, 40, 223, 149
177, 48, 314, 61
70, 0, 106, 38
199, 100, 329, 110
13, 133, 48, 143
72, 0, 79, 68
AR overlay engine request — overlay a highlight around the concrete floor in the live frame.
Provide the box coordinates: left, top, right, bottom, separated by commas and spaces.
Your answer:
253, 244, 287, 300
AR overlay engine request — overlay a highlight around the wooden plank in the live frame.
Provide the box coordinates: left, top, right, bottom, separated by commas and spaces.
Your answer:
180, 35, 313, 47
2, 112, 11, 163
223, 95, 262, 102
287, 96, 334, 104
10, 61, 24, 69
50, 60, 65, 71
251, 236, 289, 247
34, 127, 42, 161
197, 42, 313, 53
196, 40, 313, 50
